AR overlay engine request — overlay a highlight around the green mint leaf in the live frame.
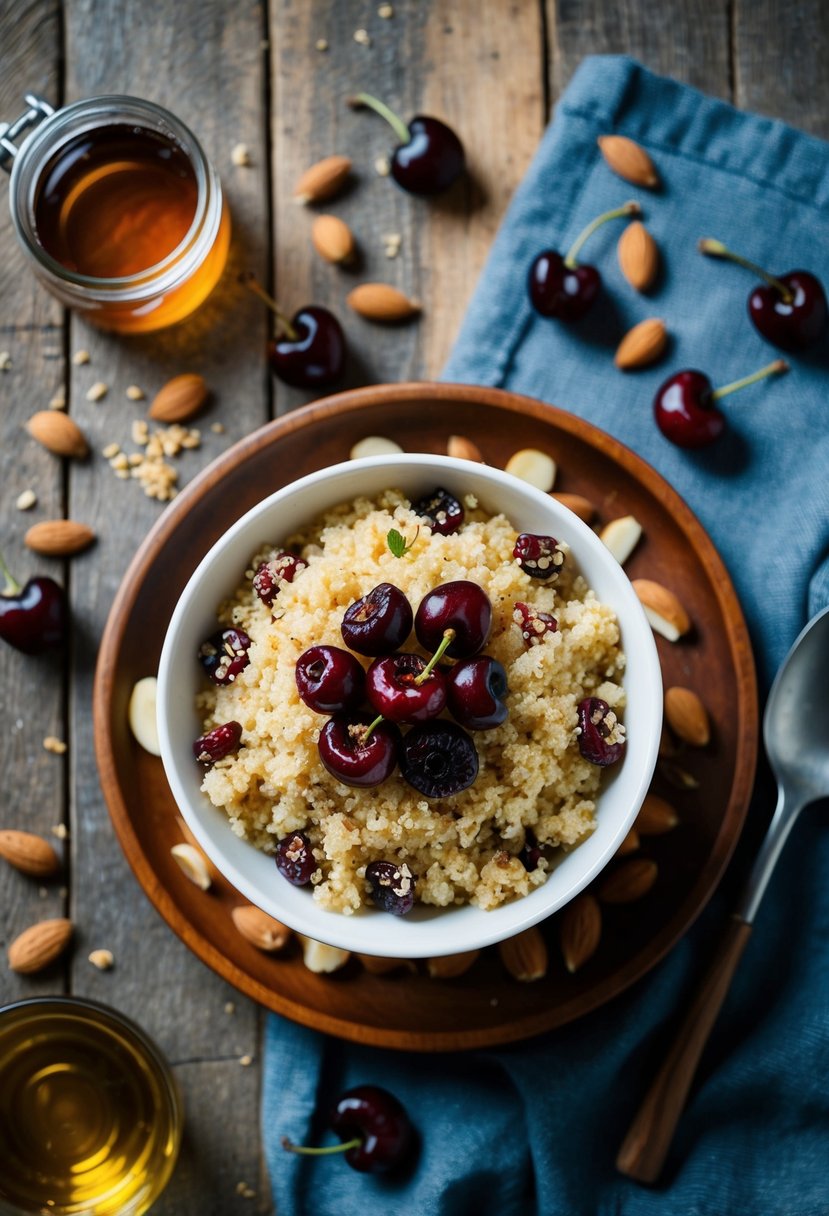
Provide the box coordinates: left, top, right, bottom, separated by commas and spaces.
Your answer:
387, 528, 407, 558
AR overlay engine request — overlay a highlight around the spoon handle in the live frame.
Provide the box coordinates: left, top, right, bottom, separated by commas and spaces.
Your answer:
616, 913, 753, 1183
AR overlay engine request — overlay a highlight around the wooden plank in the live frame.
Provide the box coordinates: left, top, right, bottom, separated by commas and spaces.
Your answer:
0, 0, 67, 1004
61, 0, 271, 1208
733, 0, 829, 137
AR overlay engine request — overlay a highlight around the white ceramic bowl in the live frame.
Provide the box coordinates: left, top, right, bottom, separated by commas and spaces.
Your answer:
157, 454, 662, 958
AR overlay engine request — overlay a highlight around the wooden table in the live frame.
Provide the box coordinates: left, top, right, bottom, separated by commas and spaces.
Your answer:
1, 2, 827, 1210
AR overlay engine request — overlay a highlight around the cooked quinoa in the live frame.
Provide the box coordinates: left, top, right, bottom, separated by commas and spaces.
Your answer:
197, 489, 626, 913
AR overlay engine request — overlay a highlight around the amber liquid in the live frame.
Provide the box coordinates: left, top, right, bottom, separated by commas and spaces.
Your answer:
0, 1003, 180, 1215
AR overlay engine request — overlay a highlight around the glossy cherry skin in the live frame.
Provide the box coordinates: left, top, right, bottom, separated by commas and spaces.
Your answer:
0, 576, 66, 654
366, 653, 447, 723
341, 583, 413, 656
414, 581, 492, 659
267, 306, 346, 389
275, 830, 317, 886
365, 860, 416, 916
253, 552, 308, 607
528, 250, 601, 321
399, 719, 478, 798
577, 697, 626, 766
412, 487, 464, 536
318, 713, 401, 787
391, 116, 465, 195
198, 627, 252, 685
748, 271, 827, 351
653, 370, 725, 449
329, 1085, 415, 1173
193, 720, 243, 767
295, 645, 365, 714
446, 656, 508, 731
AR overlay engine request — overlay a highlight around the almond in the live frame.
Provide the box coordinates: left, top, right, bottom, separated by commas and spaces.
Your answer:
297, 935, 350, 974
293, 154, 352, 204
498, 926, 548, 982
26, 411, 88, 459
447, 434, 484, 462
128, 677, 161, 757
0, 829, 61, 877
614, 318, 668, 371
149, 373, 209, 423
552, 492, 597, 523
616, 827, 641, 856
598, 858, 658, 904
349, 435, 403, 460
505, 448, 556, 491
346, 284, 421, 322
665, 686, 711, 746
636, 793, 679, 835
617, 221, 660, 291
8, 918, 73, 973
231, 905, 292, 952
88, 948, 114, 970
658, 759, 700, 791
426, 950, 480, 979
600, 514, 642, 565
174, 816, 220, 881
559, 893, 601, 973
24, 520, 95, 557
632, 578, 691, 642
357, 953, 417, 976
170, 843, 212, 890
597, 135, 660, 188
311, 214, 356, 265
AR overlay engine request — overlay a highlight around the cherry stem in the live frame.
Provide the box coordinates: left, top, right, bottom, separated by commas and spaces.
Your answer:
347, 93, 411, 145
360, 713, 385, 744
698, 238, 795, 304
414, 628, 456, 684
564, 201, 641, 268
712, 359, 789, 401
238, 272, 299, 341
281, 1135, 362, 1158
0, 550, 21, 596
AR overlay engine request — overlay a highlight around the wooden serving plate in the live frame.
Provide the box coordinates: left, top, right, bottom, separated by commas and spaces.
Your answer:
93, 383, 757, 1051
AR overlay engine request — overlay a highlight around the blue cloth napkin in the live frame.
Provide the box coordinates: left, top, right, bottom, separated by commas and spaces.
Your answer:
264, 57, 829, 1216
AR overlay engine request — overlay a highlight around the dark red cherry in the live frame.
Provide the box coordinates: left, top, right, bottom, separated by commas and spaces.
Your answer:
414, 580, 491, 659
521, 830, 543, 872
528, 201, 640, 322
349, 94, 464, 195
198, 627, 251, 685
366, 653, 446, 723
513, 534, 565, 580
412, 487, 464, 535
446, 656, 508, 731
0, 555, 66, 654
365, 860, 417, 916
252, 551, 308, 607
654, 360, 787, 449
341, 583, 413, 656
318, 713, 400, 787
241, 273, 346, 389
282, 1084, 416, 1174
295, 645, 365, 714
275, 830, 317, 886
193, 720, 243, 767
513, 601, 557, 647
400, 719, 478, 798
577, 697, 626, 767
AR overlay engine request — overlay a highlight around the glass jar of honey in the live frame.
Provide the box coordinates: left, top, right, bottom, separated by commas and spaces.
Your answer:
1, 94, 230, 333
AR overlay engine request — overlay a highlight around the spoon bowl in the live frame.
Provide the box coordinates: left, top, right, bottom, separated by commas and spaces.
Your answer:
763, 604, 829, 805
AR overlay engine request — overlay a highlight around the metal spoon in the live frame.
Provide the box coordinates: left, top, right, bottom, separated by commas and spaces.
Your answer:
617, 604, 829, 1184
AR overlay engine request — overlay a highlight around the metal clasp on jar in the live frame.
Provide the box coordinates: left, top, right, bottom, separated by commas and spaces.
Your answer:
0, 95, 55, 172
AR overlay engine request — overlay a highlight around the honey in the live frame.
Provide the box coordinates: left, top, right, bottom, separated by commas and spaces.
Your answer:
0, 998, 181, 1215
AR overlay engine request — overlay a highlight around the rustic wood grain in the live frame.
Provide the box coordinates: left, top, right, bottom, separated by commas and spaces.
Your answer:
733, 0, 829, 137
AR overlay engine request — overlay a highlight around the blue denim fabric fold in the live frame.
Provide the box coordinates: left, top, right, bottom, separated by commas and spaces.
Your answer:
264, 57, 829, 1216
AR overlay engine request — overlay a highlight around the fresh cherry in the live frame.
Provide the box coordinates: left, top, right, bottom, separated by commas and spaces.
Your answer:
275, 830, 317, 886
193, 720, 243, 767
577, 697, 626, 766
341, 582, 412, 656
198, 627, 251, 685
348, 93, 464, 196
654, 359, 788, 449
446, 656, 508, 730
513, 601, 557, 647
282, 1084, 415, 1174
400, 719, 478, 798
241, 272, 346, 389
253, 551, 308, 607
365, 860, 417, 916
412, 487, 464, 536
699, 238, 827, 351
414, 580, 492, 659
513, 534, 565, 580
528, 201, 640, 321
295, 645, 365, 714
318, 713, 401, 787
0, 553, 66, 654
366, 653, 446, 723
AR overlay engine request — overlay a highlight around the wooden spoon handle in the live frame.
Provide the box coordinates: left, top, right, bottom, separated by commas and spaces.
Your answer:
616, 913, 753, 1184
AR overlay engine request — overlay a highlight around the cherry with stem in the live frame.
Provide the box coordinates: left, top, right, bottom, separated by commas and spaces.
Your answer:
240, 272, 346, 389
0, 551, 66, 655
528, 201, 641, 321
347, 93, 464, 195
282, 1084, 415, 1174
654, 358, 789, 449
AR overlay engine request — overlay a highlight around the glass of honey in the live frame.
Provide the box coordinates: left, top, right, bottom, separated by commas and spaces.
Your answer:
0, 995, 183, 1215
2, 95, 230, 332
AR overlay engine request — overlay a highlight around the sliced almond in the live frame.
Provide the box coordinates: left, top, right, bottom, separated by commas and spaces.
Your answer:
505, 448, 556, 492
658, 760, 700, 791
617, 221, 660, 291
616, 827, 641, 856
170, 843, 212, 890
614, 318, 668, 371
174, 816, 219, 881
311, 214, 356, 265
426, 950, 480, 979
447, 434, 484, 462
231, 905, 292, 952
88, 948, 114, 970
498, 925, 548, 982
149, 373, 209, 423
297, 934, 350, 974
636, 793, 679, 835
632, 578, 691, 642
598, 858, 658, 904
8, 918, 73, 973
349, 435, 403, 460
0, 829, 61, 877
597, 135, 660, 188
559, 893, 601, 974
357, 953, 417, 975
600, 515, 642, 566
128, 677, 161, 756
552, 492, 596, 523
26, 411, 88, 459
665, 686, 710, 746
293, 155, 352, 204
24, 520, 95, 557
346, 284, 421, 322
